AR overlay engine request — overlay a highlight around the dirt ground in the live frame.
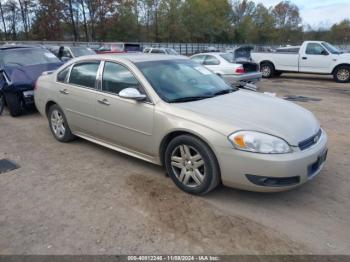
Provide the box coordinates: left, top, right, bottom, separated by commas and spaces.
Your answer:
0, 73, 349, 255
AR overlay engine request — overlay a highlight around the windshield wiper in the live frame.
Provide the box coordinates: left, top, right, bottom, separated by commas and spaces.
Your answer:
212, 88, 236, 96
169, 95, 213, 103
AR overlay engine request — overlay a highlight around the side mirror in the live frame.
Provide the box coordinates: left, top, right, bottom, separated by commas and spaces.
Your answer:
119, 88, 146, 101
321, 50, 329, 56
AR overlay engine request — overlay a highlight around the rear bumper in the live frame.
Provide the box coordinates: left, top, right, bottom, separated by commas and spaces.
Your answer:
222, 72, 262, 84
215, 130, 328, 192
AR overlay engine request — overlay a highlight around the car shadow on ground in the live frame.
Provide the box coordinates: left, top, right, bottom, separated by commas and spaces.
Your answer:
273, 74, 335, 83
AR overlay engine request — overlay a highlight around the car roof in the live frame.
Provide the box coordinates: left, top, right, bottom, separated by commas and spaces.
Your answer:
0, 45, 42, 51
77, 53, 188, 63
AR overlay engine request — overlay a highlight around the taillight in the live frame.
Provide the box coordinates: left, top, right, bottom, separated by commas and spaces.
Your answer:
235, 67, 245, 74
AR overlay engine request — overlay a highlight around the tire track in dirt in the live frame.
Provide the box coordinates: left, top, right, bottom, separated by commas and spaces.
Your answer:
125, 173, 307, 255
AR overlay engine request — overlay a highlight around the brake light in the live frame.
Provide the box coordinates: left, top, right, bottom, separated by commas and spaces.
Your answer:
235, 67, 245, 74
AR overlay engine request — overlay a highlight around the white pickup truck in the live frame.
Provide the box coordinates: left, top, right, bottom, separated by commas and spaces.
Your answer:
251, 41, 350, 83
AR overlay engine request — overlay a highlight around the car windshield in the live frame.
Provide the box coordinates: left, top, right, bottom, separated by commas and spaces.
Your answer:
0, 48, 60, 66
70, 47, 95, 57
136, 59, 235, 103
220, 53, 235, 63
322, 42, 342, 54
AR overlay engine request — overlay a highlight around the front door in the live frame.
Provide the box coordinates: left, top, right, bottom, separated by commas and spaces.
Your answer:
95, 61, 154, 156
299, 43, 333, 73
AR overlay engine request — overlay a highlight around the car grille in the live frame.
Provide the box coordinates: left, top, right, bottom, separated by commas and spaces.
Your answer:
299, 129, 322, 151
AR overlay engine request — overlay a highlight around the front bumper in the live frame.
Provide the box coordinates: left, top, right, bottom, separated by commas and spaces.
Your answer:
222, 72, 262, 84
216, 130, 328, 192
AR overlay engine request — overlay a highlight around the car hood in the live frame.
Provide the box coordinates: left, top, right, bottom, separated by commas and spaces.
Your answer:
172, 90, 320, 146
339, 52, 350, 59
4, 63, 62, 89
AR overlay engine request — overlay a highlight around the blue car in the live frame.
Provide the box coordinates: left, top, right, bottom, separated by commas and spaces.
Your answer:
0, 45, 63, 116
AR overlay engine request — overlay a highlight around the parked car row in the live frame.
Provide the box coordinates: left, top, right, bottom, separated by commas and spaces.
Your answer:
0, 43, 262, 116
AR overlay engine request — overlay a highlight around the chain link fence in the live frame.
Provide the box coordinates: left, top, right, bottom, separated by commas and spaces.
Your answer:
1, 41, 349, 55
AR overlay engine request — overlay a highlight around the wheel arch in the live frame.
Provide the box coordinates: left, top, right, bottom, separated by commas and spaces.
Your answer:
159, 129, 220, 169
260, 60, 275, 68
332, 63, 350, 74
45, 100, 58, 118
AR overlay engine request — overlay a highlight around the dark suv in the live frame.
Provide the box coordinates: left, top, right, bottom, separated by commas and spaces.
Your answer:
0, 45, 62, 116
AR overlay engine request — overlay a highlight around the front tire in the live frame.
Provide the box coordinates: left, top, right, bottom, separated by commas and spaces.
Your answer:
48, 104, 75, 142
334, 66, 350, 83
164, 135, 220, 195
260, 62, 275, 78
5, 92, 22, 117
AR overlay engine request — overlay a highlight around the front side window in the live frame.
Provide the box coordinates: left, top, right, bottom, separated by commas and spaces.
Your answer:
102, 62, 140, 95
203, 55, 220, 65
69, 61, 100, 89
306, 43, 328, 55
136, 59, 232, 102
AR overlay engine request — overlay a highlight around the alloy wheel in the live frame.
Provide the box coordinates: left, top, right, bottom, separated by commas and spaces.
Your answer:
337, 68, 350, 81
261, 65, 271, 77
170, 144, 206, 187
51, 109, 66, 139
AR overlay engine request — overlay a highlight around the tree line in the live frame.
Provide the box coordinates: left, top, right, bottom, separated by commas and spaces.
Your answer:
0, 0, 349, 45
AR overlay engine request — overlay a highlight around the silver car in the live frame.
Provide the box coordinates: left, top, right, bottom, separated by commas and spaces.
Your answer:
35, 54, 328, 194
190, 52, 262, 85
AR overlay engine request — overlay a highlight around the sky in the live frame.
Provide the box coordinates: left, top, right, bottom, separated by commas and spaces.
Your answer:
252, 0, 350, 29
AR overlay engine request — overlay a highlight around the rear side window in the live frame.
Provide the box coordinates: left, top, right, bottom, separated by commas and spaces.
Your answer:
191, 55, 206, 64
203, 55, 220, 65
151, 49, 166, 54
69, 62, 100, 89
57, 66, 70, 83
102, 62, 140, 95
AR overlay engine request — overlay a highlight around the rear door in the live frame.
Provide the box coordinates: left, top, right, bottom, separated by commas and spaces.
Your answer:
299, 43, 333, 73
56, 60, 101, 136
95, 61, 155, 156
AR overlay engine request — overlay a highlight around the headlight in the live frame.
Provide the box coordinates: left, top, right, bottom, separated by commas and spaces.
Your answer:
228, 131, 292, 154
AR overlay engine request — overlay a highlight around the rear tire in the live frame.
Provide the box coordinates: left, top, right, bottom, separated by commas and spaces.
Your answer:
260, 62, 275, 78
164, 135, 220, 195
333, 66, 350, 83
5, 92, 22, 117
48, 104, 75, 142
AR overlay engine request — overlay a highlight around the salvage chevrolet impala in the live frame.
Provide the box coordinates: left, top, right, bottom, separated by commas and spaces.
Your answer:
34, 54, 328, 194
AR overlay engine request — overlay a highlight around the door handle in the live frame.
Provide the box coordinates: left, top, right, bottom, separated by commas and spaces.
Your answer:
97, 98, 110, 105
59, 89, 69, 94
302, 57, 307, 60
